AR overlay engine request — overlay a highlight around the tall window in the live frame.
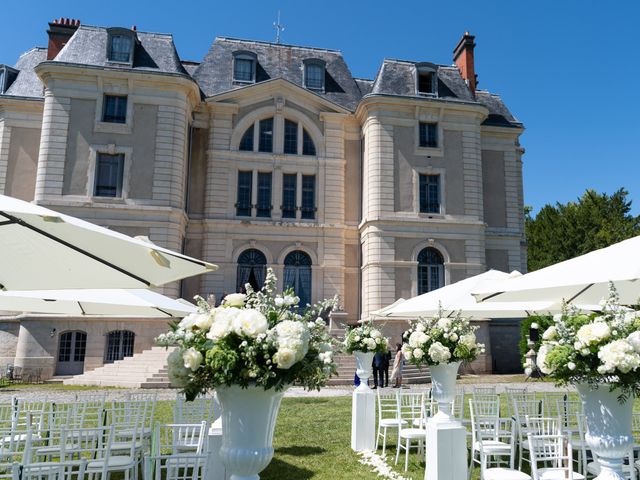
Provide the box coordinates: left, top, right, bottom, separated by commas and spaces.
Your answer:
94, 153, 124, 197
302, 130, 316, 156
256, 172, 272, 218
416, 64, 437, 96
233, 53, 256, 83
282, 173, 297, 219
104, 330, 135, 363
419, 174, 440, 214
258, 118, 273, 153
418, 72, 434, 95
284, 120, 298, 154
301, 175, 316, 220
417, 247, 444, 294
304, 61, 325, 90
102, 95, 127, 123
419, 122, 438, 148
239, 125, 254, 151
108, 34, 133, 63
237, 249, 267, 293
236, 171, 253, 216
283, 251, 312, 308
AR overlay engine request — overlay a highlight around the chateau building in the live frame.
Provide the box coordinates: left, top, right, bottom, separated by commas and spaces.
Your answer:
0, 19, 525, 379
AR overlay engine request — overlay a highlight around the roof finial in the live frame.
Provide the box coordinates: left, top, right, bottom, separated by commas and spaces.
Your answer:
273, 11, 285, 44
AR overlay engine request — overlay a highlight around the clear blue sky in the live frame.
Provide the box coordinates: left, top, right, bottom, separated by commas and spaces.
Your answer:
2, 0, 638, 216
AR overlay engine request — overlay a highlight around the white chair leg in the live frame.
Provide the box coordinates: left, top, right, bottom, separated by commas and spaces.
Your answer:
404, 438, 410, 472
382, 427, 387, 456
395, 437, 401, 465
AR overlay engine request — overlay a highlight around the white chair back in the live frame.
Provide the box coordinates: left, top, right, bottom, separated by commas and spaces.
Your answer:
21, 459, 87, 480
527, 432, 574, 480
144, 453, 207, 480
153, 421, 208, 455
174, 393, 217, 425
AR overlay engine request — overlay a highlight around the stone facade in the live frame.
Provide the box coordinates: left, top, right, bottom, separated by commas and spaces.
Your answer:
0, 21, 525, 378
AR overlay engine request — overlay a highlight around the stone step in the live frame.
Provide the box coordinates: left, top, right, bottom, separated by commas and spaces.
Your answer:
64, 347, 175, 388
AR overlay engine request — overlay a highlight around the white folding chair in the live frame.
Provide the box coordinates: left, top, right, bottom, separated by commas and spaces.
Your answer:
395, 391, 427, 472
144, 453, 207, 480
528, 431, 584, 480
153, 421, 208, 455
21, 459, 87, 480
512, 397, 544, 470
174, 393, 218, 425
469, 397, 514, 479
375, 388, 404, 455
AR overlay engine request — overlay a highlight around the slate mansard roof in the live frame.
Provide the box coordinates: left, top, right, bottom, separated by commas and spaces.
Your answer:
0, 26, 521, 127
192, 37, 364, 111
4, 47, 47, 98
54, 25, 189, 76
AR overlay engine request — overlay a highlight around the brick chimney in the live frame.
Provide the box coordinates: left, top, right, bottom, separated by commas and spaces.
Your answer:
46, 17, 81, 60
453, 31, 477, 96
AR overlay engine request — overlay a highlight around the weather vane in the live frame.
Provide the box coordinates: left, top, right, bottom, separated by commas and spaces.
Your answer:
273, 11, 285, 44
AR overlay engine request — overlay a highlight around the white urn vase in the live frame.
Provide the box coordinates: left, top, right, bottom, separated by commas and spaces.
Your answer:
354, 350, 375, 392
429, 361, 461, 424
576, 383, 633, 480
215, 384, 286, 480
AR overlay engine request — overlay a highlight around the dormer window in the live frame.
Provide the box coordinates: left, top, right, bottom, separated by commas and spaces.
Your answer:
416, 62, 438, 96
304, 59, 325, 91
107, 28, 135, 64
233, 51, 257, 83
0, 65, 18, 94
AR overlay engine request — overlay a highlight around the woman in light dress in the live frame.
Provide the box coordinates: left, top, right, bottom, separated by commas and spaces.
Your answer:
390, 343, 404, 388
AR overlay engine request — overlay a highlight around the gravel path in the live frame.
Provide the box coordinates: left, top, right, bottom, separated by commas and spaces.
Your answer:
0, 379, 569, 404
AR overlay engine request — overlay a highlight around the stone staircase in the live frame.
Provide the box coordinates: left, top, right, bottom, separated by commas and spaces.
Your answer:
328, 353, 430, 386
64, 346, 175, 389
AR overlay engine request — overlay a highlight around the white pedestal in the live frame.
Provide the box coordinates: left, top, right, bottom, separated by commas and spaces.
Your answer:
206, 418, 229, 480
351, 389, 376, 451
424, 420, 467, 480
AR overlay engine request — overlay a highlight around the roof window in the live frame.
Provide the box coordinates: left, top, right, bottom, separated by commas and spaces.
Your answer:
233, 51, 257, 84
107, 28, 136, 64
416, 62, 438, 97
304, 59, 325, 91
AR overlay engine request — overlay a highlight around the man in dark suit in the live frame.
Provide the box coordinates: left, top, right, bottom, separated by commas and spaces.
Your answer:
383, 349, 391, 387
372, 351, 386, 388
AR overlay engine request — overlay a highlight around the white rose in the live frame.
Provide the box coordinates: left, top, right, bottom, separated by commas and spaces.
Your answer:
233, 309, 268, 337
577, 322, 610, 346
409, 331, 428, 348
182, 348, 203, 371
567, 362, 576, 371
274, 297, 285, 307
437, 318, 452, 331
275, 320, 310, 360
402, 344, 413, 361
194, 313, 214, 331
627, 331, 640, 353
413, 348, 424, 360
416, 323, 426, 333
428, 342, 451, 364
370, 329, 382, 339
530, 322, 539, 329
449, 333, 458, 342
223, 293, 246, 307
365, 338, 377, 350
542, 326, 557, 341
284, 295, 296, 306
206, 307, 239, 340
536, 344, 554, 375
178, 313, 198, 330
273, 348, 297, 369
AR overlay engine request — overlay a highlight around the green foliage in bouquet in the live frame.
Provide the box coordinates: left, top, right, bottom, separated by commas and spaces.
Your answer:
401, 309, 484, 366
157, 268, 338, 400
519, 315, 554, 366
536, 285, 640, 401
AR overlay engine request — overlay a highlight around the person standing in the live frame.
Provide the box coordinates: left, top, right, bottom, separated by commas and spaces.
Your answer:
372, 351, 385, 388
390, 343, 404, 388
383, 348, 391, 387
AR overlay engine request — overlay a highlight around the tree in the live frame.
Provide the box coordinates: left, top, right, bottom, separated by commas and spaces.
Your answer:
526, 188, 640, 271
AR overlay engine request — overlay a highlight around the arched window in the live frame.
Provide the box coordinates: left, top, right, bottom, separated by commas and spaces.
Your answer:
283, 251, 312, 308
302, 129, 316, 156
105, 330, 135, 364
237, 249, 267, 293
239, 125, 254, 151
417, 247, 444, 294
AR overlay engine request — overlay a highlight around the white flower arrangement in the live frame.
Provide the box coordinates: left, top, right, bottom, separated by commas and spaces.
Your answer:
536, 284, 640, 398
343, 322, 389, 354
401, 310, 484, 366
157, 268, 338, 400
